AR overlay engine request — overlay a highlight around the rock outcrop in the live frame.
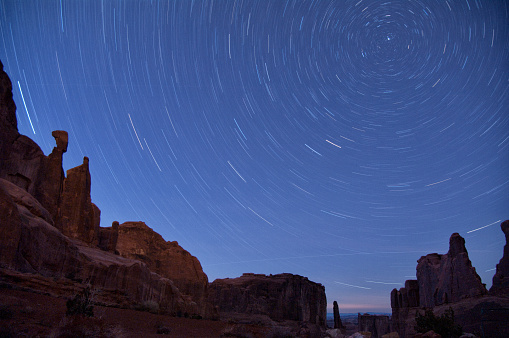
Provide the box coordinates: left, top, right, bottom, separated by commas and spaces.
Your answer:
208, 273, 327, 327
98, 221, 119, 253
0, 59, 215, 318
358, 314, 390, 338
57, 156, 100, 245
116, 221, 216, 318
391, 227, 509, 337
333, 300, 344, 329
490, 220, 509, 296
0, 173, 189, 313
416, 233, 487, 307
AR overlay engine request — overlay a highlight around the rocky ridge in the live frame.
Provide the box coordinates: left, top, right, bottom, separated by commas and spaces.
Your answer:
391, 226, 509, 337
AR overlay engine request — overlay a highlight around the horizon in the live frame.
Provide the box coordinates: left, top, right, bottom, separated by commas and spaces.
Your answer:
1, 0, 507, 313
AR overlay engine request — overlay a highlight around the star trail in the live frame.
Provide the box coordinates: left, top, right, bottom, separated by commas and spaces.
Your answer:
1, 0, 507, 312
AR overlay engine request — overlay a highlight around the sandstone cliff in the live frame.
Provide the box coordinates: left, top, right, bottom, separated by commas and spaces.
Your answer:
0, 59, 215, 318
208, 273, 327, 327
116, 221, 216, 318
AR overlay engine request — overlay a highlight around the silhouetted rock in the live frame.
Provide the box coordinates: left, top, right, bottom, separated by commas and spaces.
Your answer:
208, 273, 327, 327
333, 300, 344, 329
391, 227, 509, 337
490, 220, 509, 296
0, 60, 18, 149
116, 221, 217, 318
417, 233, 487, 307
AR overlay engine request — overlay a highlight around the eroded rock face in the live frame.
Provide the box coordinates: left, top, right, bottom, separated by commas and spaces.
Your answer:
58, 157, 100, 245
0, 60, 18, 149
115, 221, 215, 318
0, 180, 22, 268
417, 233, 487, 307
0, 60, 211, 317
0, 63, 68, 224
490, 220, 509, 296
0, 177, 191, 313
98, 221, 119, 253
208, 273, 327, 326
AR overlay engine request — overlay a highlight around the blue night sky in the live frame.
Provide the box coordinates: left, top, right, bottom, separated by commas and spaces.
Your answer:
1, 0, 507, 312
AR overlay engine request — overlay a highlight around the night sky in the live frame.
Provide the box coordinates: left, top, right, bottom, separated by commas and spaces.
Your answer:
1, 0, 508, 312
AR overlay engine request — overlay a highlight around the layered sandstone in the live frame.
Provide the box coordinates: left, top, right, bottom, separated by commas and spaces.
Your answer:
208, 273, 327, 326
0, 59, 214, 318
0, 178, 189, 312
58, 156, 100, 245
116, 221, 216, 318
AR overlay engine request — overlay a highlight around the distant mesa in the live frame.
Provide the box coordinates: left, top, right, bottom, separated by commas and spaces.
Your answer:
208, 272, 327, 333
391, 226, 509, 337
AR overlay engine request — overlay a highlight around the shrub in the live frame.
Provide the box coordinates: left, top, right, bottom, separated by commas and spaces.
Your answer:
134, 300, 160, 314
155, 322, 171, 335
66, 286, 94, 317
415, 307, 463, 338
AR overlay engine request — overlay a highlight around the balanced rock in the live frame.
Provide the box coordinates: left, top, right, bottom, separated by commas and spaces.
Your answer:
490, 220, 509, 296
208, 273, 327, 326
416, 233, 487, 307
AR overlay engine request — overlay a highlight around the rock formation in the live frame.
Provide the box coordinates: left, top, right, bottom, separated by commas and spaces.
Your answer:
490, 220, 509, 296
208, 273, 327, 327
116, 221, 216, 318
358, 314, 390, 338
0, 59, 215, 318
416, 233, 487, 307
57, 156, 100, 245
98, 221, 119, 253
333, 300, 343, 329
391, 227, 509, 337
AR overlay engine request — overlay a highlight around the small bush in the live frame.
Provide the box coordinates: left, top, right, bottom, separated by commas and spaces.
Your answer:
155, 323, 171, 334
66, 287, 94, 317
415, 307, 462, 338
134, 300, 160, 314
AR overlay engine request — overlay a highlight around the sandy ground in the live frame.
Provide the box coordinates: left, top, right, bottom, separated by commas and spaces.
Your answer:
0, 286, 270, 337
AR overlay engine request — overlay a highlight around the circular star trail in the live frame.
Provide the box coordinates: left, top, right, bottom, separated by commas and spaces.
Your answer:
1, 0, 507, 312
